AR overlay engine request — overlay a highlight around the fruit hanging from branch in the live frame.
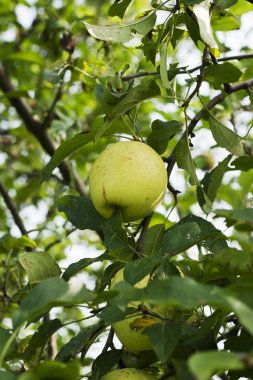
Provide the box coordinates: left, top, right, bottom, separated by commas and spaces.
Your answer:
89, 141, 167, 222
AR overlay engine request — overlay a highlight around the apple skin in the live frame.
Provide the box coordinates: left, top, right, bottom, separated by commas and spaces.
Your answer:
100, 368, 156, 380
111, 269, 171, 354
89, 141, 167, 222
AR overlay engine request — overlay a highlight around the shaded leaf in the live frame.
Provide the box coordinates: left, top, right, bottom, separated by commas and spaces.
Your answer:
13, 277, 94, 328
42, 132, 94, 181
197, 155, 232, 211
230, 156, 253, 171
108, 0, 133, 18
161, 215, 227, 256
63, 252, 109, 281
188, 351, 243, 380
209, 116, 243, 156
102, 211, 130, 250
143, 223, 165, 256
204, 62, 242, 85
124, 255, 161, 285
19, 252, 61, 284
58, 195, 105, 231
147, 120, 181, 154
214, 208, 253, 228
24, 319, 63, 361
92, 349, 122, 380
56, 323, 104, 362
145, 321, 181, 362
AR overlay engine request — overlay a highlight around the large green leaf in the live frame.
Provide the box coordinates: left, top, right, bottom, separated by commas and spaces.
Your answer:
145, 321, 181, 363
41, 132, 94, 181
230, 156, 253, 171
124, 255, 162, 285
161, 215, 227, 256
83, 12, 156, 43
13, 277, 94, 328
19, 252, 61, 284
215, 208, 253, 228
58, 195, 105, 231
92, 349, 123, 380
188, 351, 243, 380
143, 223, 165, 256
209, 116, 244, 156
204, 62, 242, 86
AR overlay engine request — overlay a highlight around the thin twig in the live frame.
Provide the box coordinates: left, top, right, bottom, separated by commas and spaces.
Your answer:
182, 46, 209, 108
0, 181, 27, 235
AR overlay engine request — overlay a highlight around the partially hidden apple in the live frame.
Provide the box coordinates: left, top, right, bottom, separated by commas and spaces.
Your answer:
100, 368, 156, 380
89, 141, 167, 222
111, 269, 171, 354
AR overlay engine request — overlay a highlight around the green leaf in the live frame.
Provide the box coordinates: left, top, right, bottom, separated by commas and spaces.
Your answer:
83, 12, 156, 43
147, 120, 181, 154
197, 155, 232, 211
213, 248, 252, 271
92, 349, 122, 380
102, 211, 130, 250
55, 323, 104, 362
176, 136, 199, 185
23, 319, 63, 361
214, 208, 253, 227
188, 351, 243, 380
13, 277, 94, 328
124, 255, 161, 285
209, 116, 244, 156
160, 39, 170, 89
110, 79, 160, 117
230, 156, 253, 171
215, 0, 238, 9
161, 215, 228, 256
0, 327, 15, 358
145, 321, 181, 362
62, 252, 109, 281
5, 51, 45, 65
58, 195, 105, 231
95, 80, 160, 140
0, 370, 17, 380
19, 252, 61, 284
143, 223, 165, 256
41, 132, 94, 181
108, 0, 133, 18
204, 62, 242, 86
212, 9, 240, 31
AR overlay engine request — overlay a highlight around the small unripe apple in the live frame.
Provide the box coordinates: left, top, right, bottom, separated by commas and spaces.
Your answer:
89, 141, 167, 222
111, 269, 171, 353
100, 368, 156, 380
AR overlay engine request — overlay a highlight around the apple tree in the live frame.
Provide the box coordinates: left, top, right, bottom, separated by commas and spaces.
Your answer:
1, 0, 253, 379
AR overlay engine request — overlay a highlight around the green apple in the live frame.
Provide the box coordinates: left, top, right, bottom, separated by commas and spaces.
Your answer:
89, 141, 167, 222
111, 269, 171, 354
100, 368, 156, 380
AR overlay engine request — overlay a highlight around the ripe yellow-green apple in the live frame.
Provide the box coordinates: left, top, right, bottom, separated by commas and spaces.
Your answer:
111, 269, 171, 354
100, 368, 156, 380
89, 141, 167, 222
